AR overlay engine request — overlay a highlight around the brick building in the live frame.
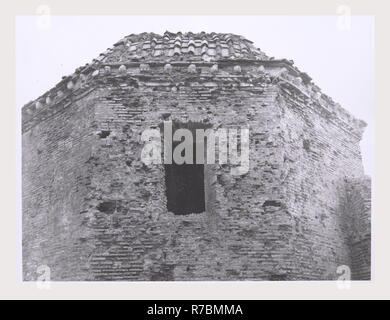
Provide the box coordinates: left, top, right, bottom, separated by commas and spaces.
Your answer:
22, 32, 371, 280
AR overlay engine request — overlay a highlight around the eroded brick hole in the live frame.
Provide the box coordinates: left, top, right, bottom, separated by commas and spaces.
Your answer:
97, 201, 116, 214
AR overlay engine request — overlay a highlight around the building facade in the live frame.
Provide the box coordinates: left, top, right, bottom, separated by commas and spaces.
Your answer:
22, 32, 371, 280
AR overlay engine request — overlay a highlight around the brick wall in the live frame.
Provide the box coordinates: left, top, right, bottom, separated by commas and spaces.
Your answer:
346, 177, 371, 280
22, 57, 371, 280
80, 63, 293, 280
276, 82, 368, 279
22, 90, 100, 280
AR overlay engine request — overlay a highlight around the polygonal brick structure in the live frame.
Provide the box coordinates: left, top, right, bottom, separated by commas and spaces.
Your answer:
22, 32, 371, 280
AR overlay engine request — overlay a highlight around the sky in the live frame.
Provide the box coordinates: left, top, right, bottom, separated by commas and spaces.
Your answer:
15, 16, 374, 176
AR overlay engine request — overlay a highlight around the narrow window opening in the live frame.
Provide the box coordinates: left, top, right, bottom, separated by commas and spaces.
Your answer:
164, 140, 205, 215
162, 121, 211, 215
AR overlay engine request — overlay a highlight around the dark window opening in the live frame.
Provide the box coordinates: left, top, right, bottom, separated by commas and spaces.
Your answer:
164, 140, 205, 215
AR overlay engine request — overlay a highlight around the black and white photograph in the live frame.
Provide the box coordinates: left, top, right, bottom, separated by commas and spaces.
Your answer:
17, 15, 374, 283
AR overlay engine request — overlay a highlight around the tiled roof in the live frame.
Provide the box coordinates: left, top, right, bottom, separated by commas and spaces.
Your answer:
102, 31, 270, 63
22, 31, 367, 135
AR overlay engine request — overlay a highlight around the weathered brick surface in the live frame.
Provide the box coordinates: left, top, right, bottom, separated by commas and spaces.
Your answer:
22, 90, 99, 280
22, 32, 371, 280
275, 82, 369, 279
345, 177, 371, 280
